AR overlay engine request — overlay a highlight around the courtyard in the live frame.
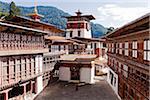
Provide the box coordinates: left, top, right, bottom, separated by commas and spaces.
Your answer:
35, 80, 119, 100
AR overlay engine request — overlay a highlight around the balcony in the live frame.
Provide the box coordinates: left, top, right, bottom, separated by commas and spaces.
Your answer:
0, 32, 49, 56
0, 67, 41, 91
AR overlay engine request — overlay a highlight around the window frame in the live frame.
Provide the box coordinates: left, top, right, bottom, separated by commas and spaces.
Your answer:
70, 31, 73, 37
132, 41, 137, 58
125, 42, 129, 56
144, 39, 150, 61
78, 30, 81, 37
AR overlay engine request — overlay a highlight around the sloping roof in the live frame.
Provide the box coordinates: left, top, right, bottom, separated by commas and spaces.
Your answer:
45, 36, 74, 45
67, 38, 87, 44
5, 15, 65, 33
45, 36, 65, 40
60, 54, 97, 61
65, 15, 95, 20
0, 22, 48, 35
72, 37, 105, 42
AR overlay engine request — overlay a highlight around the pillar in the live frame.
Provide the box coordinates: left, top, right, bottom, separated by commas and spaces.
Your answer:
30, 82, 33, 96
23, 84, 26, 100
35, 55, 43, 94
91, 61, 95, 84
4, 92, 8, 100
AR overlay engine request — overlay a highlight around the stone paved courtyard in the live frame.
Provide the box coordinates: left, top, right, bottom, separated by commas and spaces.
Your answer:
35, 80, 119, 100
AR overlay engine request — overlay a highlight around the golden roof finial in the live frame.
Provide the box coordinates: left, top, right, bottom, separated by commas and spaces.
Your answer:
27, 0, 44, 20
34, 0, 38, 14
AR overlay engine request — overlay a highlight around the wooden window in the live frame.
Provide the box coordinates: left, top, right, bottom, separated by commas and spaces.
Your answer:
119, 43, 122, 54
108, 43, 111, 52
114, 77, 116, 86
94, 43, 97, 49
86, 23, 88, 30
125, 42, 129, 56
107, 43, 110, 52
132, 41, 137, 58
144, 39, 150, 61
116, 43, 118, 54
77, 23, 80, 28
109, 71, 114, 85
2, 60, 9, 83
91, 43, 93, 48
9, 59, 15, 80
70, 31, 73, 37
112, 43, 114, 53
78, 30, 81, 37
118, 63, 121, 73
16, 59, 21, 78
49, 45, 51, 52
123, 65, 128, 78
58, 45, 61, 51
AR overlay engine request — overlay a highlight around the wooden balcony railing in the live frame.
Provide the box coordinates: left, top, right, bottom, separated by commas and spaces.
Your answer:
0, 32, 46, 52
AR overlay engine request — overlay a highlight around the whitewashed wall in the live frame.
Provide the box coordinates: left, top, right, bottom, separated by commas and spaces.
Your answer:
59, 62, 95, 84
59, 67, 70, 81
66, 29, 92, 39
80, 62, 95, 84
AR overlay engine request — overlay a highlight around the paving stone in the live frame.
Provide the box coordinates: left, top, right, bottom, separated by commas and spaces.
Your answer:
35, 80, 119, 100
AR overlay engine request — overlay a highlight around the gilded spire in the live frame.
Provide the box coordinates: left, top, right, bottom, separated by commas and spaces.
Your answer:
28, 0, 44, 21
34, 0, 38, 14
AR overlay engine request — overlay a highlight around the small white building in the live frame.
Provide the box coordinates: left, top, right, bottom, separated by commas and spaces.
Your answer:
59, 54, 96, 84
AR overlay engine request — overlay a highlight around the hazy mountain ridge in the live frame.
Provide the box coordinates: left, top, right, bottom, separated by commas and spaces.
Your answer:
0, 1, 107, 38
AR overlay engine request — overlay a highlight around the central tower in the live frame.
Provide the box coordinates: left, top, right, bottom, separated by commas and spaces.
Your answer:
65, 10, 95, 39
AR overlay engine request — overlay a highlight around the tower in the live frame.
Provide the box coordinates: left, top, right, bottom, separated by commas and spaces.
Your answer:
65, 10, 95, 39
28, 0, 44, 21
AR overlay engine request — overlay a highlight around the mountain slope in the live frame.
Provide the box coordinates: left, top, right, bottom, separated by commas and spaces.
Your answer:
19, 6, 70, 29
0, 1, 107, 38
91, 23, 107, 38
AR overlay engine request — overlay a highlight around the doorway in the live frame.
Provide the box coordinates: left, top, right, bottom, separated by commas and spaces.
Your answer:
70, 67, 80, 80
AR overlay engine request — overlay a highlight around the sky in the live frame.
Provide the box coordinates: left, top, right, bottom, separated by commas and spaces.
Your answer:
1, 0, 149, 28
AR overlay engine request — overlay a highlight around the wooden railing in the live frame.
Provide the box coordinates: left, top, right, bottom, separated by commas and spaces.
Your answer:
0, 32, 45, 51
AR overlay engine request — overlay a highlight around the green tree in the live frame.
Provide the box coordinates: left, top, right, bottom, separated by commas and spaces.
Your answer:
6, 1, 20, 20
9, 1, 20, 16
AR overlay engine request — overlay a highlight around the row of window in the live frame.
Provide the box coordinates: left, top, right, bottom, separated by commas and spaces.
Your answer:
0, 40, 44, 50
67, 23, 84, 29
107, 40, 150, 61
43, 55, 60, 73
49, 45, 68, 52
108, 57, 149, 85
0, 33, 43, 42
0, 56, 39, 86
69, 30, 81, 37
120, 83, 142, 100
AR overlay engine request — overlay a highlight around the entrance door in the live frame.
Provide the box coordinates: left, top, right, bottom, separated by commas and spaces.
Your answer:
70, 67, 80, 80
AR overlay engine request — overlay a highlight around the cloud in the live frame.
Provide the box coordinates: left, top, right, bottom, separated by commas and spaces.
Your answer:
97, 4, 149, 27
